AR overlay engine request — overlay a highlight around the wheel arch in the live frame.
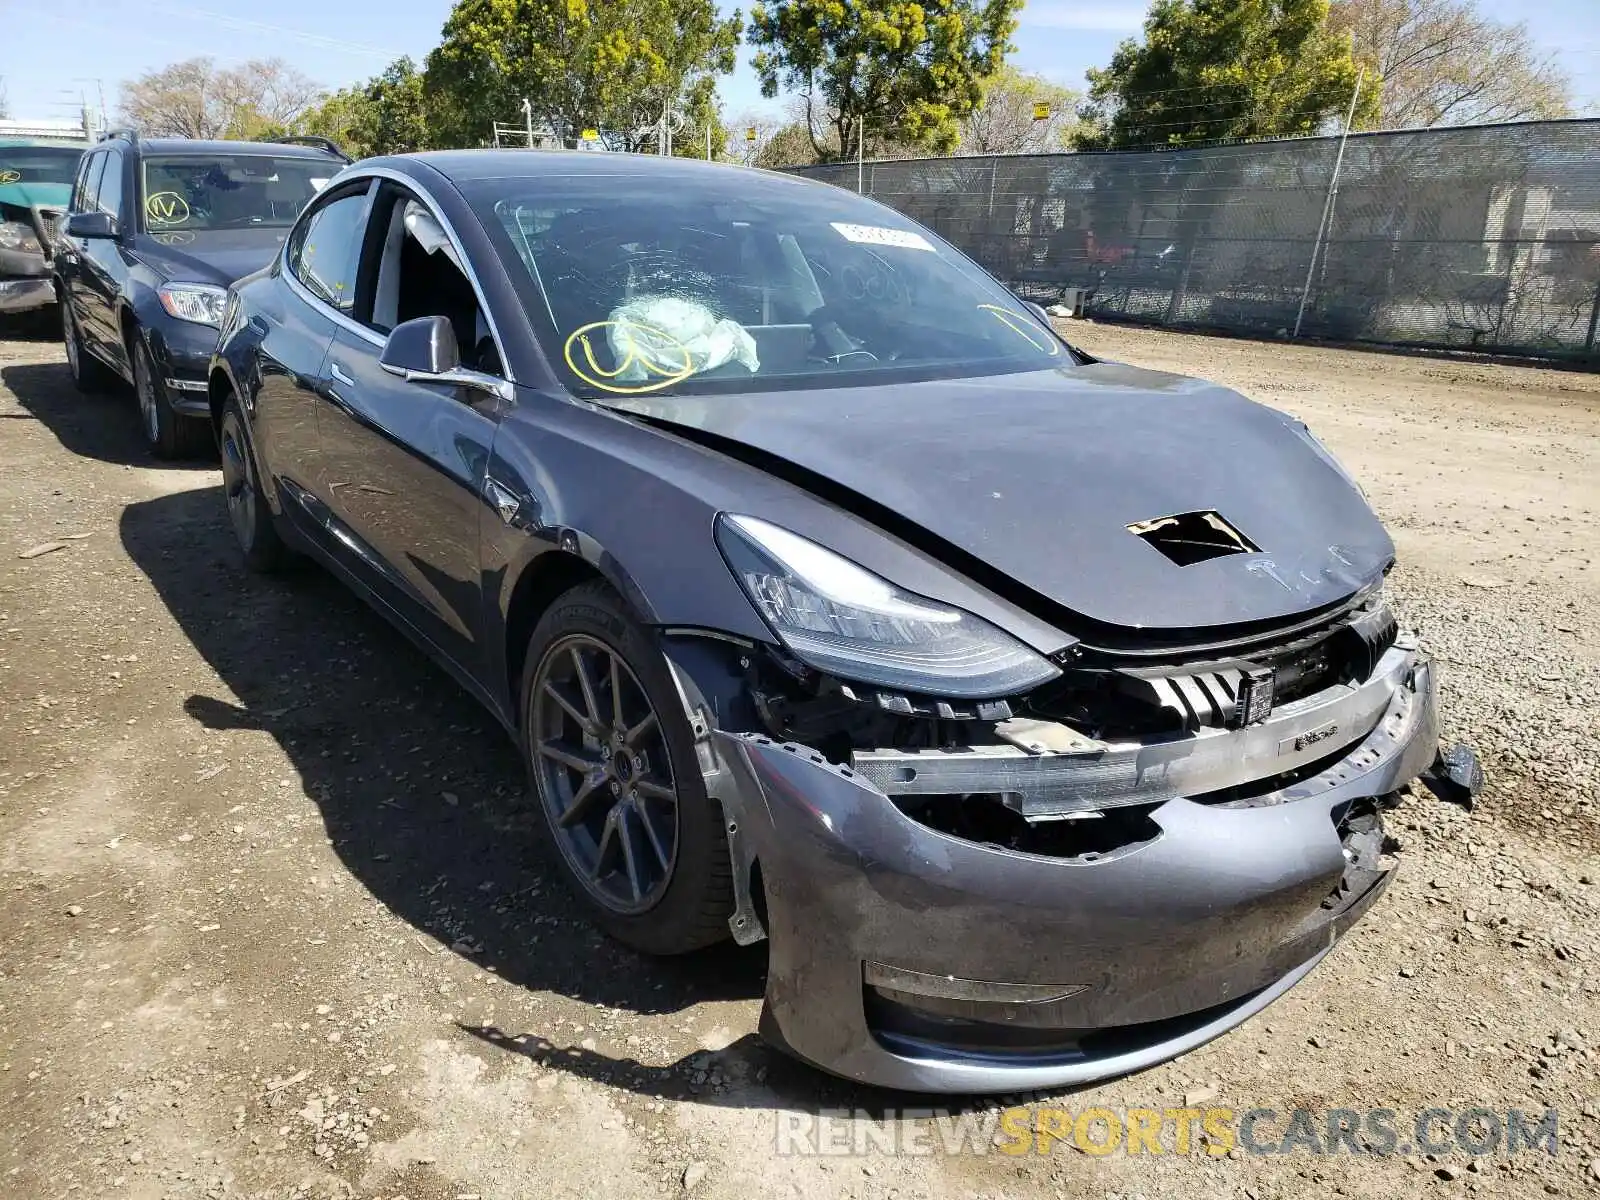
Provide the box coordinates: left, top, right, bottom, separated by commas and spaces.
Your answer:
208, 363, 237, 434
502, 549, 609, 725
117, 301, 139, 362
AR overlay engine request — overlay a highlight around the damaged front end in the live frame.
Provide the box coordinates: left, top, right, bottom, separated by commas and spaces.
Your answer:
659, 582, 1459, 1092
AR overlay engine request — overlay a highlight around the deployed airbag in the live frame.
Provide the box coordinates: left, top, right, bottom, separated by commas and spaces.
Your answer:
607, 295, 759, 384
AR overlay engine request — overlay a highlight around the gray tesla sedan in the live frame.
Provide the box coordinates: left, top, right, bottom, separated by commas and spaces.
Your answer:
208, 150, 1456, 1093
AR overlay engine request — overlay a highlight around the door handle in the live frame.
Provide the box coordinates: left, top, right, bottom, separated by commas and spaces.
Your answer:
329, 362, 355, 387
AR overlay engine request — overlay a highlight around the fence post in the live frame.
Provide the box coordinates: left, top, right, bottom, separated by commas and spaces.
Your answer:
987, 159, 997, 218
1294, 69, 1363, 340
1587, 271, 1600, 355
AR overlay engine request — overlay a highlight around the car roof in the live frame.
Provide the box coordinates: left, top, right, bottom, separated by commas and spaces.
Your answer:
393, 149, 803, 187
112, 137, 339, 159
0, 138, 88, 150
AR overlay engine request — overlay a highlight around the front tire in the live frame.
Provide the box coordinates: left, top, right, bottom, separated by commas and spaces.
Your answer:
218, 395, 288, 574
520, 582, 733, 955
132, 335, 210, 459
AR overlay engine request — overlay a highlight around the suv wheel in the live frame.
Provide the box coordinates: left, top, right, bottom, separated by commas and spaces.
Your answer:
132, 335, 210, 459
62, 299, 116, 393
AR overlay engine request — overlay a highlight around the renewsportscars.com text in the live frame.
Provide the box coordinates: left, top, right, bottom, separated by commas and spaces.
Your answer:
774, 1106, 1561, 1158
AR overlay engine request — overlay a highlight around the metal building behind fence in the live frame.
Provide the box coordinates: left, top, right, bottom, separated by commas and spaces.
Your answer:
789, 119, 1600, 362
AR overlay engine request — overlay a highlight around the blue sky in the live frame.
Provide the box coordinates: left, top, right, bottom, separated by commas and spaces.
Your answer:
2, 0, 1595, 125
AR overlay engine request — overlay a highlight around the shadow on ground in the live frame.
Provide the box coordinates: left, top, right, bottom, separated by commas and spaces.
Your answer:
2, 359, 216, 468
115, 477, 897, 1111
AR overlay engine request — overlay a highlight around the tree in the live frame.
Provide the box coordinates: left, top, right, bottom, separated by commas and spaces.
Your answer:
120, 57, 323, 139
424, 0, 740, 150
1075, 0, 1375, 150
757, 121, 825, 167
748, 0, 1024, 161
1327, 0, 1572, 128
725, 104, 828, 167
958, 66, 1083, 155
301, 58, 433, 158
727, 110, 784, 165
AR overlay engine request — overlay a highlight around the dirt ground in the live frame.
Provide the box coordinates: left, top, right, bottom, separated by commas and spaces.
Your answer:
1, 321, 1597, 1200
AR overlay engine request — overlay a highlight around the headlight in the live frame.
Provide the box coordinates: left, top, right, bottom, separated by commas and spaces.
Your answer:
715, 514, 1061, 699
157, 282, 228, 327
0, 220, 42, 254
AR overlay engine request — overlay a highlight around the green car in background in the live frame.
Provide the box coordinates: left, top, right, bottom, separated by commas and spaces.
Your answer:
0, 139, 85, 323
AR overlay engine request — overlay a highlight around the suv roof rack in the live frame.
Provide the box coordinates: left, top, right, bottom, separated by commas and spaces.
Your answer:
99, 127, 138, 144
269, 135, 351, 163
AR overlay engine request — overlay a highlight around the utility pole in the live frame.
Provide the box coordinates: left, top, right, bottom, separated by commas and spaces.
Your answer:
706, 125, 712, 160
1294, 68, 1364, 340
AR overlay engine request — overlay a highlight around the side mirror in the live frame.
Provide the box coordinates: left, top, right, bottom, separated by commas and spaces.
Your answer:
378, 314, 512, 401
379, 314, 459, 376
66, 211, 117, 239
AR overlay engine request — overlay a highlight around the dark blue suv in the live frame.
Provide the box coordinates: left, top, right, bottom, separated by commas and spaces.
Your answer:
54, 131, 346, 457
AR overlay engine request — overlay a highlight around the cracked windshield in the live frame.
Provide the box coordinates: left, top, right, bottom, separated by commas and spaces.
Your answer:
468, 172, 1066, 398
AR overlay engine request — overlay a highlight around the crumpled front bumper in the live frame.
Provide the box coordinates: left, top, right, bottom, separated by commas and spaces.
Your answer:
0, 243, 53, 314
702, 643, 1439, 1093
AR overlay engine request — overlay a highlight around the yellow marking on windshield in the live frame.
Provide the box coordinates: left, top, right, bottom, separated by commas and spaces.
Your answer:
563, 320, 694, 395
978, 304, 1061, 356
146, 191, 191, 226
0, 170, 22, 185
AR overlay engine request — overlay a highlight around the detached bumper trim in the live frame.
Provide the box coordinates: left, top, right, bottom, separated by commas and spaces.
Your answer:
851, 640, 1418, 816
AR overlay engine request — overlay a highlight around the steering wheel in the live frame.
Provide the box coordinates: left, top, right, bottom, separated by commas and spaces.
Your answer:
807, 305, 879, 364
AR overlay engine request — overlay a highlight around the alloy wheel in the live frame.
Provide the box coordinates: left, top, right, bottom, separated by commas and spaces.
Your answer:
530, 634, 679, 914
219, 419, 256, 551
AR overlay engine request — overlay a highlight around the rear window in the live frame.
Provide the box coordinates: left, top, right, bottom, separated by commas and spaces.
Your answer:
139, 155, 331, 231
462, 169, 1070, 401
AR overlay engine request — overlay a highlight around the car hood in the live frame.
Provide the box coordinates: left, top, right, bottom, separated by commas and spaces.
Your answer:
615, 363, 1394, 634
131, 228, 289, 287
0, 180, 72, 210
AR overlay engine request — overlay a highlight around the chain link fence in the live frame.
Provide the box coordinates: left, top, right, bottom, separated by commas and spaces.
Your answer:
789, 119, 1600, 362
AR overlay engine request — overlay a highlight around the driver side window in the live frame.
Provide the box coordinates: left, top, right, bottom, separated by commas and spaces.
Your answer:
366, 185, 503, 376
287, 185, 371, 313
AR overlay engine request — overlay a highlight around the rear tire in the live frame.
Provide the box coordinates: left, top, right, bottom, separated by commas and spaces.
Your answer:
520, 581, 733, 955
218, 395, 288, 574
62, 298, 116, 394
133, 335, 211, 459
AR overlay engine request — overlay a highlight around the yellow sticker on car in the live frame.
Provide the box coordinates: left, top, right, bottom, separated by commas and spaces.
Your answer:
146, 191, 191, 226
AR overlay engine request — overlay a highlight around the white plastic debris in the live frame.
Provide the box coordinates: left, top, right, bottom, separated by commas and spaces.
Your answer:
606, 296, 759, 385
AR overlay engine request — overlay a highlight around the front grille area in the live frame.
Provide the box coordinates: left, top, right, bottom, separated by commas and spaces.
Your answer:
32, 208, 64, 263
1025, 600, 1399, 738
